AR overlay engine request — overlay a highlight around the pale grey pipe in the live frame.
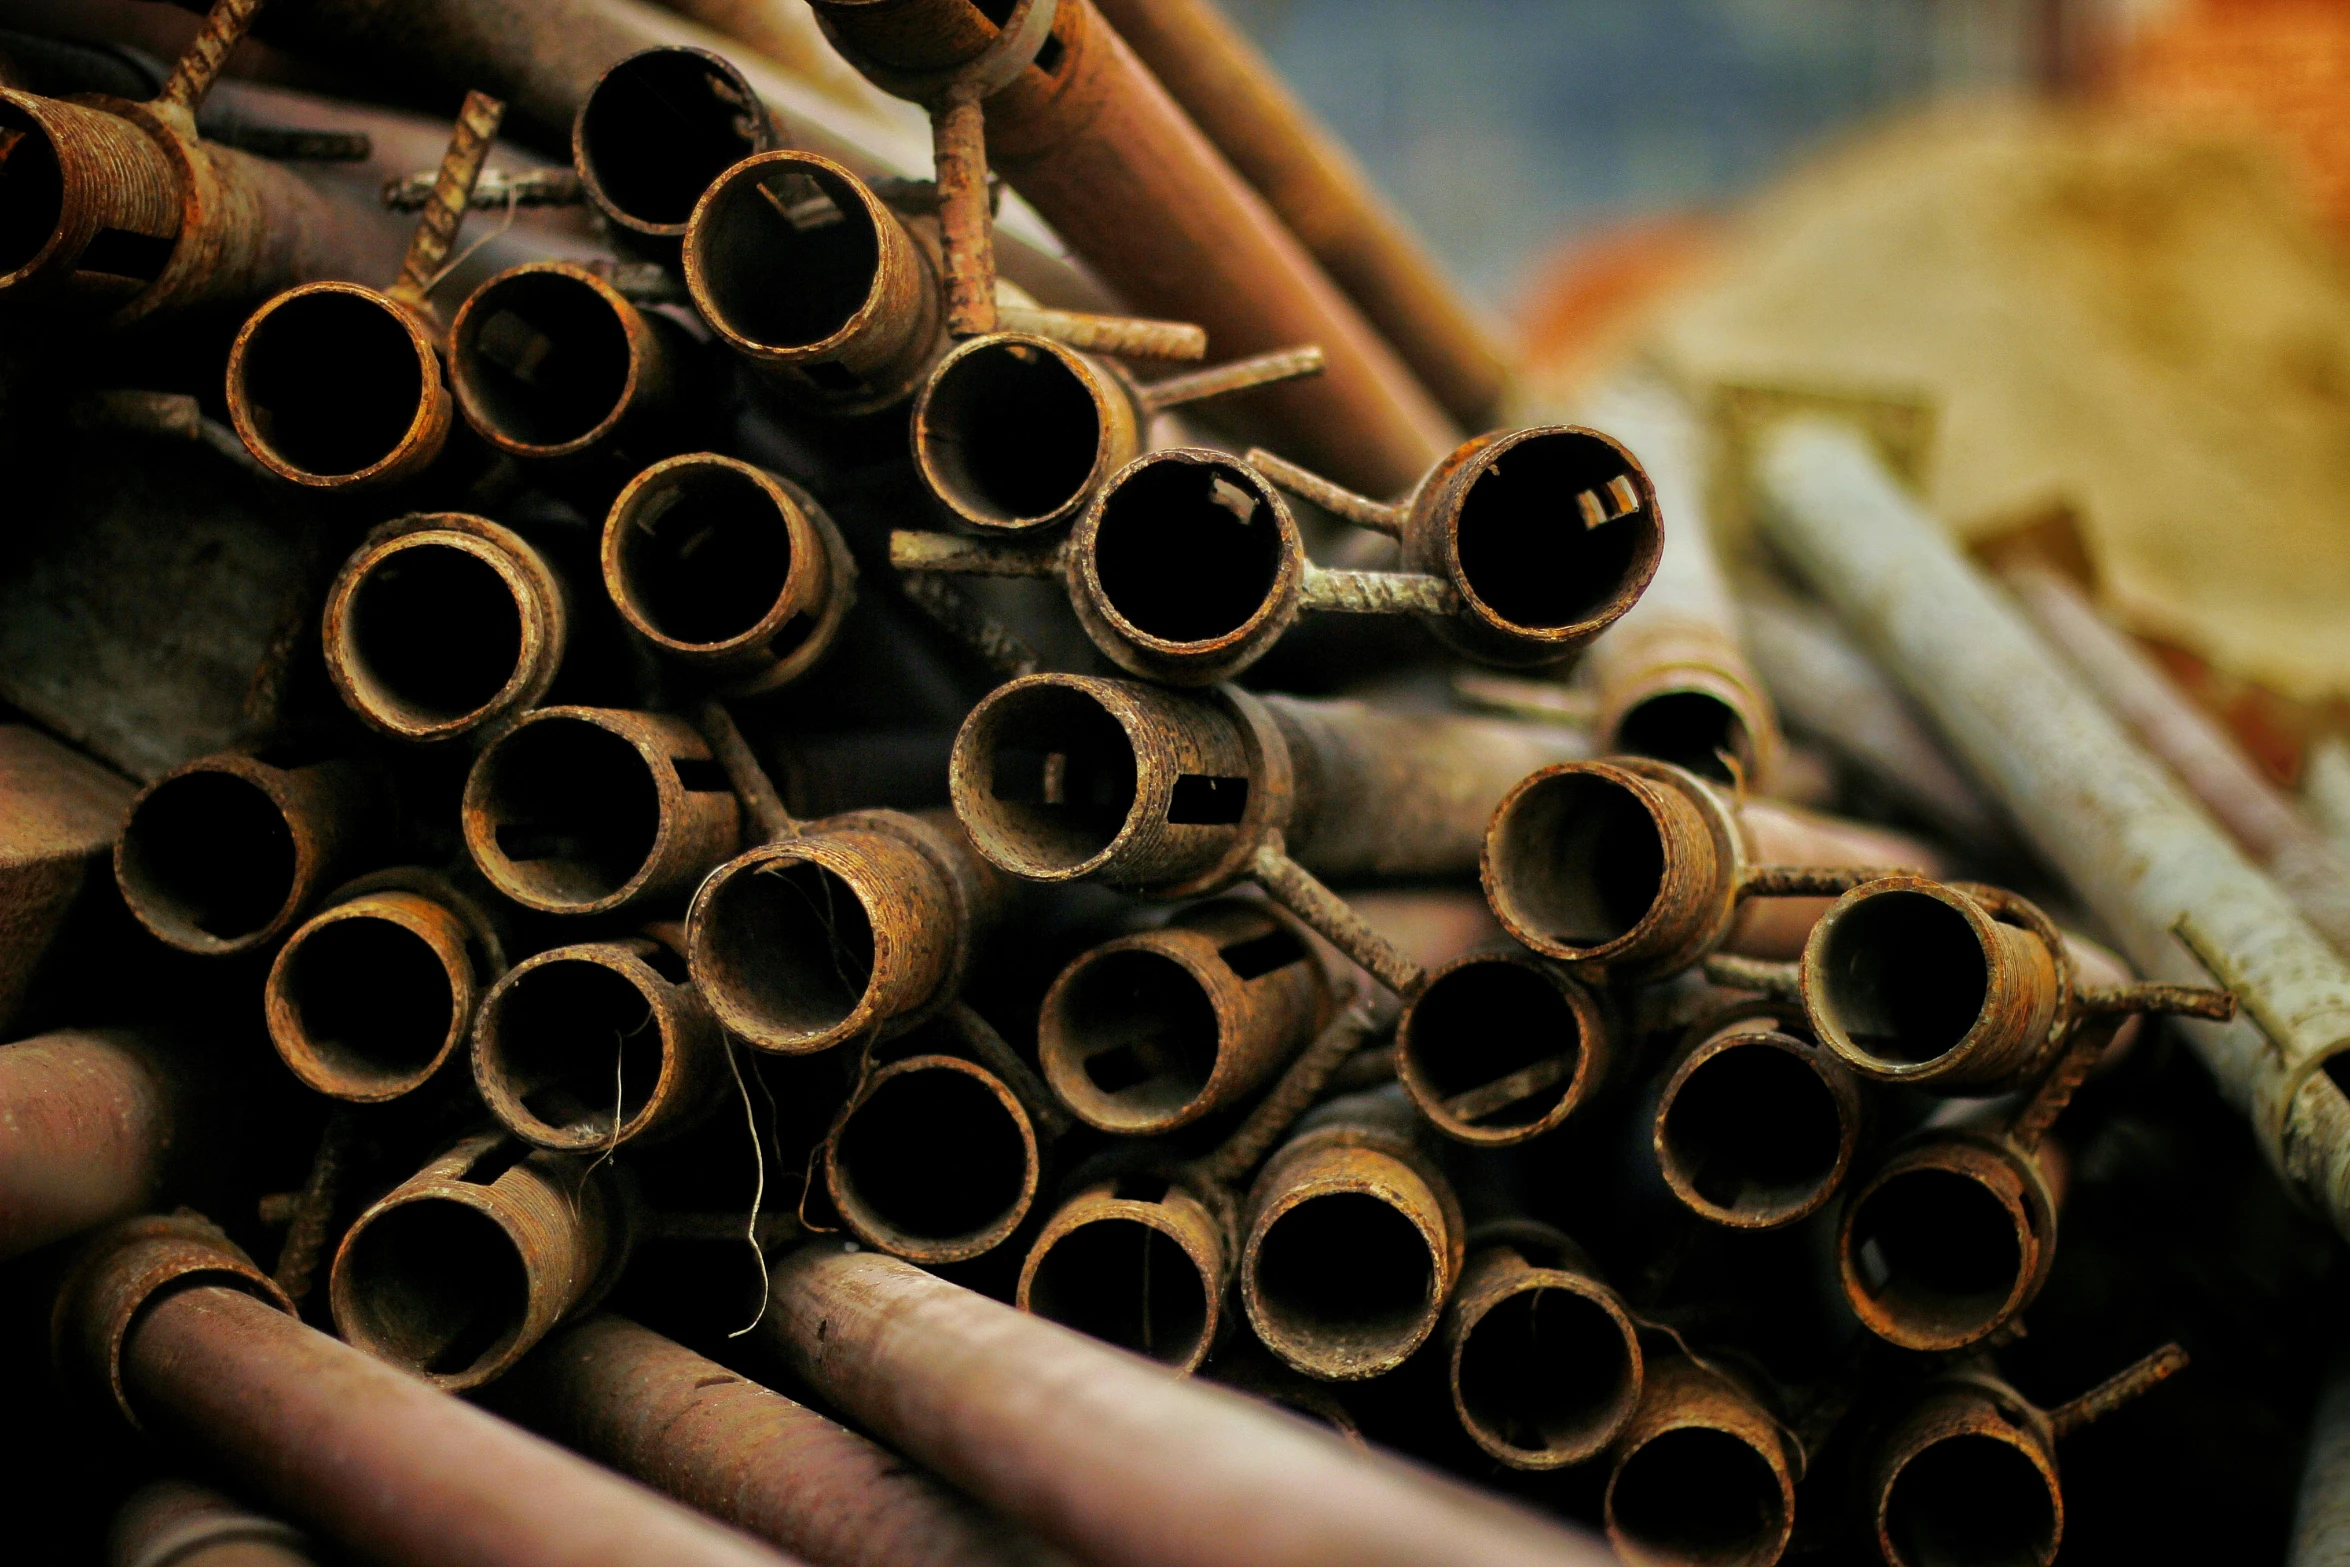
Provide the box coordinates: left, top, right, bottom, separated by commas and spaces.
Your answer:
2309, 739, 2350, 867
1755, 415, 2350, 1237
2294, 1356, 2350, 1567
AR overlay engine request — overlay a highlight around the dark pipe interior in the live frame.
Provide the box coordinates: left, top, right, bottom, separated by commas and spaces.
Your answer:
578, 50, 766, 229
1454, 430, 1653, 631
457, 270, 633, 447
283, 915, 456, 1091
966, 684, 1139, 871
694, 160, 878, 350
487, 958, 665, 1142
479, 719, 662, 904
920, 339, 1102, 524
1053, 948, 1220, 1121
1026, 1214, 1212, 1366
1818, 891, 1988, 1065
1619, 690, 1751, 785
1404, 958, 1584, 1131
1458, 1284, 1634, 1457
1092, 461, 1284, 644
1493, 771, 1664, 948
1660, 1039, 1846, 1217
834, 1067, 1029, 1241
340, 1198, 528, 1379
1611, 1426, 1786, 1567
1255, 1191, 1433, 1354
1886, 1432, 2059, 1567
613, 464, 796, 648
239, 291, 426, 477
120, 770, 298, 942
700, 858, 876, 1037
348, 542, 526, 726
0, 103, 63, 276
1848, 1166, 2026, 1340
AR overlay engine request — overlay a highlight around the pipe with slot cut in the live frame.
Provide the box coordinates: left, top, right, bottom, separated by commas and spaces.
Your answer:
820, 1052, 1042, 1263
1603, 1354, 1799, 1567
109, 1478, 319, 1567
908, 336, 1322, 534
1442, 1220, 1641, 1470
225, 91, 502, 490
266, 867, 508, 1103
1649, 1000, 1861, 1230
1244, 426, 1662, 669
757, 1240, 1614, 1567
474, 927, 728, 1152
1480, 756, 1935, 984
487, 1312, 1053, 1567
464, 706, 743, 918
1038, 897, 1331, 1135
949, 672, 1584, 995
322, 513, 568, 743
329, 1131, 632, 1392
604, 454, 858, 697
450, 261, 703, 488
114, 750, 380, 957
0, 0, 365, 326
1238, 1086, 1463, 1381
58, 1214, 794, 1567
574, 47, 779, 255
1395, 945, 1610, 1146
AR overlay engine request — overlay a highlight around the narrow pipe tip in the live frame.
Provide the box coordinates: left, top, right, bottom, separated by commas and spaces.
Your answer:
1839, 1137, 2052, 1352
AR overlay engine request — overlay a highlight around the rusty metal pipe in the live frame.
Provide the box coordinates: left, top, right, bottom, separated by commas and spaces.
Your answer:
1088, 0, 1509, 429
464, 706, 743, 918
805, 0, 1457, 496
474, 928, 728, 1151
1649, 1003, 1861, 1229
1238, 1086, 1463, 1381
1603, 1355, 1798, 1567
488, 1313, 1049, 1567
0, 723, 134, 1033
758, 1240, 1615, 1567
323, 513, 569, 743
1482, 757, 1934, 983
1395, 946, 1610, 1146
1247, 427, 1664, 669
1039, 898, 1330, 1134
114, 750, 380, 957
225, 92, 503, 490
1441, 1221, 1641, 1470
0, 1029, 204, 1261
266, 868, 508, 1102
820, 1052, 1041, 1262
574, 47, 779, 249
59, 1215, 794, 1567
109, 1479, 319, 1567
1753, 417, 2350, 1235
604, 454, 858, 696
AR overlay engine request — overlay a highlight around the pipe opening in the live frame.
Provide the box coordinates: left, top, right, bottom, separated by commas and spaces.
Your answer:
1492, 770, 1665, 949
485, 957, 666, 1144
455, 270, 633, 448
611, 463, 796, 649
1459, 1283, 1636, 1462
1848, 1165, 2027, 1343
1404, 958, 1585, 1132
699, 858, 876, 1040
119, 770, 299, 943
1610, 1425, 1788, 1567
1256, 1190, 1435, 1362
476, 718, 663, 905
1660, 1038, 1846, 1220
339, 1198, 528, 1380
1454, 432, 1653, 632
1026, 1214, 1212, 1366
834, 1066, 1030, 1243
1620, 691, 1751, 786
964, 683, 1139, 874
0, 103, 63, 278
280, 914, 457, 1094
1886, 1431, 2059, 1567
1817, 891, 1987, 1066
920, 339, 1102, 526
693, 159, 878, 351
238, 291, 428, 478
579, 50, 766, 230
345, 542, 526, 729
1050, 947, 1219, 1125
1092, 460, 1284, 645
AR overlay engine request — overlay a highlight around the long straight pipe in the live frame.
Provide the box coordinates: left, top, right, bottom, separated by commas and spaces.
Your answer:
0, 1030, 201, 1261
1755, 416, 2350, 1235
754, 1241, 1614, 1567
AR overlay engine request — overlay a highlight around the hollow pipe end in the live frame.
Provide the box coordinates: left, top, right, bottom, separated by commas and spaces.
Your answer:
226, 282, 450, 490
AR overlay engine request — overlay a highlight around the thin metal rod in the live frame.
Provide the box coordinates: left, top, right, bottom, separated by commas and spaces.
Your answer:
1141, 346, 1325, 410
897, 575, 1041, 680
695, 701, 799, 843
2047, 1342, 2189, 1439
933, 86, 997, 337
1191, 991, 1384, 1191
1701, 953, 1804, 1002
891, 532, 1063, 577
1740, 865, 1904, 898
1248, 842, 1425, 996
947, 1002, 1071, 1140
390, 91, 505, 307
1244, 448, 1405, 535
997, 307, 1208, 362
382, 167, 583, 212
1297, 566, 1454, 617
159, 0, 264, 113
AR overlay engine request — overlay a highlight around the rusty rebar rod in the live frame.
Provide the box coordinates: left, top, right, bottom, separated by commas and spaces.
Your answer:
0, 723, 134, 1034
